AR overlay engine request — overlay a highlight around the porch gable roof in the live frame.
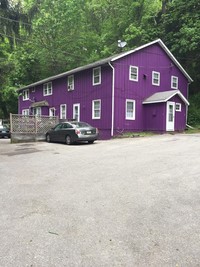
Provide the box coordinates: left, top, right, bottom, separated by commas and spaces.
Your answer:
142, 90, 189, 105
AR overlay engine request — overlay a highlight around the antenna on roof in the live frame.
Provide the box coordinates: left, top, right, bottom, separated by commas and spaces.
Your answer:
118, 40, 127, 48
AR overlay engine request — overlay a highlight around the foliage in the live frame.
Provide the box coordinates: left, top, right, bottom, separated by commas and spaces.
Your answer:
0, 0, 200, 121
188, 93, 200, 126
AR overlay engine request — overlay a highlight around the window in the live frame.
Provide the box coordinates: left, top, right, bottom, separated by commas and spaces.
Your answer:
92, 99, 101, 119
171, 76, 178, 89
129, 66, 139, 81
22, 89, 29, 100
67, 75, 74, 91
73, 104, 80, 121
22, 109, 29, 115
176, 103, 181, 112
152, 71, 160, 86
126, 99, 135, 120
43, 82, 52, 96
33, 107, 41, 116
93, 67, 101, 85
60, 104, 67, 119
49, 107, 56, 117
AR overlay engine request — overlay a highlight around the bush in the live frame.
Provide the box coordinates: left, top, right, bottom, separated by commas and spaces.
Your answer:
188, 93, 200, 126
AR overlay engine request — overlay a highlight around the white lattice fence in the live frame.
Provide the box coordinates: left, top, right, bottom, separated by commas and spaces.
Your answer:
10, 114, 58, 134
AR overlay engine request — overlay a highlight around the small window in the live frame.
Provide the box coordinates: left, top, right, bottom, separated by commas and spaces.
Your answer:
93, 67, 101, 85
126, 99, 135, 120
176, 103, 181, 112
32, 87, 35, 93
49, 107, 56, 117
171, 76, 178, 89
92, 99, 101, 119
60, 104, 67, 119
152, 71, 160, 86
49, 108, 56, 117
43, 82, 52, 96
22, 89, 29, 100
68, 75, 74, 91
22, 109, 29, 115
129, 66, 138, 81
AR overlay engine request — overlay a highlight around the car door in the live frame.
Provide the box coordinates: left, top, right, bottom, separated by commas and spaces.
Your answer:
61, 123, 74, 142
51, 123, 63, 141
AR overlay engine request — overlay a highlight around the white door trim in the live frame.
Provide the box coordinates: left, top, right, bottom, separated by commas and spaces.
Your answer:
73, 103, 80, 121
166, 101, 175, 131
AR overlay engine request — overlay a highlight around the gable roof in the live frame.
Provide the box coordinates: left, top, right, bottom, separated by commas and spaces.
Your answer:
17, 39, 193, 91
142, 90, 189, 105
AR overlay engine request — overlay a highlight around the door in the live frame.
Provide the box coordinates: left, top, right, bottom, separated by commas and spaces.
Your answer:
73, 104, 80, 121
166, 101, 175, 131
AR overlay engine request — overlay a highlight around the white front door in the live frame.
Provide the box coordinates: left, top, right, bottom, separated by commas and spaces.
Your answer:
166, 101, 175, 131
73, 104, 80, 121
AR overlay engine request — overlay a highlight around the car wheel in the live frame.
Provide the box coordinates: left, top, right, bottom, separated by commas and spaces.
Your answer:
88, 140, 94, 144
46, 134, 51, 143
66, 135, 72, 145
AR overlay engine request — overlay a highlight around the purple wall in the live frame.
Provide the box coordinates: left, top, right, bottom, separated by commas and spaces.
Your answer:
112, 43, 189, 133
19, 42, 190, 139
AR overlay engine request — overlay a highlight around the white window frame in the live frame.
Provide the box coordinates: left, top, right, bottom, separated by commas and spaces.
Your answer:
129, 66, 139, 81
22, 89, 29, 101
126, 99, 135, 120
152, 71, 160, 86
33, 107, 41, 116
93, 67, 101, 85
92, 99, 101, 119
175, 103, 182, 112
22, 109, 29, 115
67, 75, 74, 91
73, 103, 80, 121
60, 104, 67, 119
43, 82, 52, 96
171, 76, 178, 89
49, 107, 56, 117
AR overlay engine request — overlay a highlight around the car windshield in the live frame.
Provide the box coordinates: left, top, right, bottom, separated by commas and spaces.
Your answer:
71, 122, 91, 128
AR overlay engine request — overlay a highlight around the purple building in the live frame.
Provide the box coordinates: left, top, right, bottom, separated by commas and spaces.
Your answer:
18, 39, 193, 139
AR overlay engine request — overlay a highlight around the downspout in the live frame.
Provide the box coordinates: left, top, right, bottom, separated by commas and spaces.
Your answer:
108, 62, 115, 137
186, 81, 190, 124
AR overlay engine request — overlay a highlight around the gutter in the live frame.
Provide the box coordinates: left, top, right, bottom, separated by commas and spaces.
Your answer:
108, 62, 115, 137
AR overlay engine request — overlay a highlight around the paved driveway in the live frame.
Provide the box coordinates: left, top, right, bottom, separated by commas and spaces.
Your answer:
0, 134, 200, 267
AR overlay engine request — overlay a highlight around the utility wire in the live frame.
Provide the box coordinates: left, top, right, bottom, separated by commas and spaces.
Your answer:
0, 15, 32, 26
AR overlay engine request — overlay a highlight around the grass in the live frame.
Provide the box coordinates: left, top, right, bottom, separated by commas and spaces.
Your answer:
115, 131, 155, 138
184, 125, 200, 134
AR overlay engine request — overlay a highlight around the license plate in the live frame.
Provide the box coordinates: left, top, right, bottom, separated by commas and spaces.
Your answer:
2, 131, 6, 133
86, 131, 91, 134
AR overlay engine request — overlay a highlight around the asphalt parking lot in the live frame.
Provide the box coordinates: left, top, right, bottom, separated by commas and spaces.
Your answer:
0, 134, 200, 267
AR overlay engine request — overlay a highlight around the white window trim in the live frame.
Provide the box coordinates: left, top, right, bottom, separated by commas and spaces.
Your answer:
49, 107, 56, 117
22, 89, 29, 101
73, 103, 80, 121
22, 109, 29, 115
33, 107, 41, 116
67, 75, 74, 91
43, 82, 53, 96
171, 76, 178, 89
93, 67, 101, 85
60, 104, 67, 119
175, 103, 182, 112
129, 66, 139, 82
126, 99, 136, 120
152, 71, 160, 86
92, 99, 101, 119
